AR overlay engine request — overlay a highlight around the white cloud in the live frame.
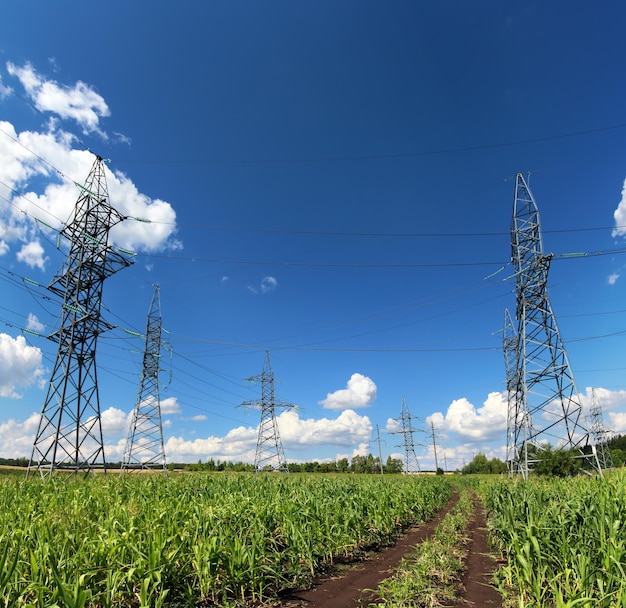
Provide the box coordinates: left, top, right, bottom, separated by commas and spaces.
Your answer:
26, 313, 45, 333
0, 119, 180, 261
608, 273, 620, 285
248, 276, 278, 294
577, 387, 626, 434
0, 413, 41, 458
0, 240, 8, 256
279, 409, 372, 448
165, 426, 257, 463
160, 396, 181, 415
156, 408, 373, 464
261, 276, 277, 293
7, 62, 110, 135
613, 178, 626, 237
320, 373, 377, 410
0, 74, 12, 99
428, 391, 507, 442
608, 411, 626, 434
16, 240, 46, 269
100, 407, 132, 435
579, 386, 626, 412
0, 333, 45, 398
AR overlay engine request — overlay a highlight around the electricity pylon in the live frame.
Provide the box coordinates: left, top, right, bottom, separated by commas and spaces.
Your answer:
121, 284, 168, 474
242, 351, 294, 472
394, 398, 421, 474
507, 173, 603, 478
28, 155, 133, 478
588, 389, 613, 470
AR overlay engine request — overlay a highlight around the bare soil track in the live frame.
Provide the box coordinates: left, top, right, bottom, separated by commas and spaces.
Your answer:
277, 492, 502, 608
447, 496, 502, 608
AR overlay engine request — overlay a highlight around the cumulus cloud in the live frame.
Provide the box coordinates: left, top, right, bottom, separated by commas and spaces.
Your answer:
320, 373, 377, 410
165, 426, 258, 463
16, 240, 46, 269
0, 333, 45, 397
160, 396, 181, 415
278, 409, 372, 448
612, 178, 626, 237
428, 391, 507, 442
0, 61, 180, 265
100, 407, 132, 435
608, 272, 620, 285
577, 386, 626, 434
7, 61, 110, 135
0, 119, 180, 263
608, 411, 626, 434
579, 386, 626, 412
0, 413, 41, 458
155, 409, 373, 464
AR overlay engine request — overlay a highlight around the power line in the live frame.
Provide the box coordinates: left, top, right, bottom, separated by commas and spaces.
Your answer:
111, 122, 626, 165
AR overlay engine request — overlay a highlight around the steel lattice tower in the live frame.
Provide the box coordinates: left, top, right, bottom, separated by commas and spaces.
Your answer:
28, 156, 133, 478
121, 284, 168, 474
395, 398, 421, 474
243, 351, 293, 472
588, 389, 613, 470
508, 173, 602, 477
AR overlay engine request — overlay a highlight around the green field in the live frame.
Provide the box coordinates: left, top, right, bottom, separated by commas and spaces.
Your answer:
2, 471, 625, 607
485, 470, 626, 608
0, 473, 451, 607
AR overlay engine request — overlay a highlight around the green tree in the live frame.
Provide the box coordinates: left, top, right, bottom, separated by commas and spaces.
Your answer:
610, 448, 624, 468
385, 456, 403, 474
461, 453, 506, 475
337, 457, 349, 473
534, 445, 581, 477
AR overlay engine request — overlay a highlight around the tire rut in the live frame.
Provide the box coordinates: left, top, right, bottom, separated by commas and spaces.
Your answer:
277, 491, 460, 608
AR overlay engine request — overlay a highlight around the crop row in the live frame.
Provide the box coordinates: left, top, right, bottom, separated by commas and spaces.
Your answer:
484, 471, 626, 607
0, 473, 451, 607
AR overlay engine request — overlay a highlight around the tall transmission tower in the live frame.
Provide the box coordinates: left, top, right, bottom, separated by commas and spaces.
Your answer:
507, 173, 603, 477
242, 352, 294, 472
394, 398, 421, 474
28, 155, 133, 478
121, 284, 168, 474
588, 389, 613, 470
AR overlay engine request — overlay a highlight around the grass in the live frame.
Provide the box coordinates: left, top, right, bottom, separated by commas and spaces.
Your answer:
368, 484, 476, 607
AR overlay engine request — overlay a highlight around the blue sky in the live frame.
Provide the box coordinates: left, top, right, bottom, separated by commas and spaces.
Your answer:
1, 1, 626, 470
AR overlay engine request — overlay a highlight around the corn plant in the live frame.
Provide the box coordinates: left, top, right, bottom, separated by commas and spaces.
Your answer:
485, 471, 626, 607
0, 472, 451, 607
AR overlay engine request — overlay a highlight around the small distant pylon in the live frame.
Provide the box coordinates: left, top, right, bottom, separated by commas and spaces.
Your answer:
394, 398, 421, 474
507, 173, 604, 477
588, 389, 613, 470
121, 284, 168, 474
28, 155, 133, 478
242, 352, 294, 472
